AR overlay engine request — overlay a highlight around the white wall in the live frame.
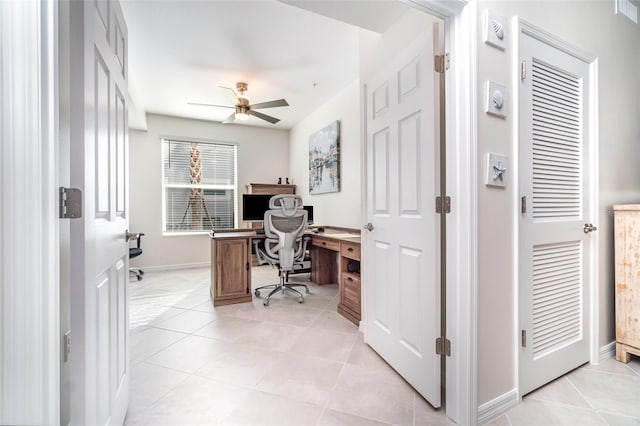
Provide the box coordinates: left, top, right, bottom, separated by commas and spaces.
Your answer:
475, 0, 640, 405
129, 114, 289, 269
289, 81, 361, 228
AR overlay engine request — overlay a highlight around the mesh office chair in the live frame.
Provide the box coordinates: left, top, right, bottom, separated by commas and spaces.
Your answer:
129, 232, 145, 281
254, 195, 310, 306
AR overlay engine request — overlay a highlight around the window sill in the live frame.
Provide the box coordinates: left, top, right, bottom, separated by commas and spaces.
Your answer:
162, 231, 211, 237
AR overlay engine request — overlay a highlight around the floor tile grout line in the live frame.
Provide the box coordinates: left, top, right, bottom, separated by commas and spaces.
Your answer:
565, 373, 598, 413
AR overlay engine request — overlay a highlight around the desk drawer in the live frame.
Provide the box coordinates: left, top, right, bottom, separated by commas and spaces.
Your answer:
341, 272, 361, 314
340, 241, 361, 260
312, 237, 340, 251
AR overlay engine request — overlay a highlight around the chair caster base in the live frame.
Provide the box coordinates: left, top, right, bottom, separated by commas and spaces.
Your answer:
263, 299, 269, 306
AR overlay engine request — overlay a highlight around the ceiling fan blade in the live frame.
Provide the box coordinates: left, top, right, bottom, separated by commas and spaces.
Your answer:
222, 112, 236, 124
219, 86, 239, 103
249, 99, 289, 110
188, 102, 234, 109
249, 109, 280, 124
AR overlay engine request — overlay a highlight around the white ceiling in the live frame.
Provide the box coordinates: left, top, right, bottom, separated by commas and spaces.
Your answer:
122, 0, 409, 130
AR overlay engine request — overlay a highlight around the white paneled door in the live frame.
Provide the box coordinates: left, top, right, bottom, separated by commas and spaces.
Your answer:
363, 26, 442, 407
69, 0, 130, 424
519, 30, 594, 396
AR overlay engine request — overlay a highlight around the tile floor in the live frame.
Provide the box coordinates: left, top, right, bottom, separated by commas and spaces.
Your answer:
487, 355, 640, 426
125, 266, 447, 426
125, 266, 640, 426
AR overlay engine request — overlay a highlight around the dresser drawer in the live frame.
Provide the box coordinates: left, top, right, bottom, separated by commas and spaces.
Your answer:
340, 241, 360, 260
312, 236, 340, 251
341, 272, 361, 314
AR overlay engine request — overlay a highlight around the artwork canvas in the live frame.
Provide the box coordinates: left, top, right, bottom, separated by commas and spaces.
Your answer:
309, 120, 340, 195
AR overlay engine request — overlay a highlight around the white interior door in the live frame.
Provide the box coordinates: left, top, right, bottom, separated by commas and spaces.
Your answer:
69, 0, 130, 424
519, 31, 593, 396
363, 27, 441, 406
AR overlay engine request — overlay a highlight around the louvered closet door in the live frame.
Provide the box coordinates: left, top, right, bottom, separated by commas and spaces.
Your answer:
519, 32, 593, 396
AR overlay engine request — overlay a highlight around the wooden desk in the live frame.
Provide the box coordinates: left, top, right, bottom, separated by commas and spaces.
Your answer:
210, 227, 362, 324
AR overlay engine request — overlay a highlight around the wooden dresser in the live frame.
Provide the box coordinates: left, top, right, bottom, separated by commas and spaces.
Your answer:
614, 205, 640, 362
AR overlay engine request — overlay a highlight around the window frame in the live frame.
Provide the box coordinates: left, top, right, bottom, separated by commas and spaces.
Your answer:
160, 136, 239, 236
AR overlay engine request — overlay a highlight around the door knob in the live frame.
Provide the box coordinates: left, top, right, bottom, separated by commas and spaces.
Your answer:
583, 223, 597, 234
363, 222, 374, 231
125, 230, 138, 241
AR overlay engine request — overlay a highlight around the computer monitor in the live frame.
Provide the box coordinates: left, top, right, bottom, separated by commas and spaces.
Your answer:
242, 194, 314, 224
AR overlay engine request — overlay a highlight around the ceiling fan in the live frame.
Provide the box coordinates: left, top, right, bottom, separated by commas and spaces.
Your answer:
188, 82, 289, 124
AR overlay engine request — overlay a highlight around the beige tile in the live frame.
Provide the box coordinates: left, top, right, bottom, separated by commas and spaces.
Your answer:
130, 327, 187, 361
193, 315, 262, 342
525, 376, 590, 409
288, 327, 357, 363
328, 363, 415, 425
506, 398, 606, 426
135, 375, 249, 425
311, 310, 359, 334
163, 290, 211, 309
317, 409, 393, 426
415, 394, 451, 425
256, 353, 344, 406
267, 303, 324, 327
582, 358, 639, 376
195, 341, 286, 387
221, 390, 323, 426
482, 414, 511, 426
235, 321, 306, 352
568, 368, 640, 418
153, 309, 217, 334
145, 334, 225, 373
129, 362, 189, 410
191, 299, 216, 314
597, 412, 640, 425
347, 334, 390, 370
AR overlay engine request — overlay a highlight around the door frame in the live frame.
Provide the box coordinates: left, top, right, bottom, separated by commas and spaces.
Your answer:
363, 1, 478, 424
513, 17, 600, 398
0, 0, 59, 423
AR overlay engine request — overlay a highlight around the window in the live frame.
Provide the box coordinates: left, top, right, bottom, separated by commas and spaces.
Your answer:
162, 139, 237, 234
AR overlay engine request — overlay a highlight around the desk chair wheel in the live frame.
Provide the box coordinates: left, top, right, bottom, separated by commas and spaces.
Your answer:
298, 297, 304, 304
255, 289, 261, 297
263, 299, 269, 306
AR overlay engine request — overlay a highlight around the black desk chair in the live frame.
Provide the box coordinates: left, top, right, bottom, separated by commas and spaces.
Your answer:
129, 232, 145, 281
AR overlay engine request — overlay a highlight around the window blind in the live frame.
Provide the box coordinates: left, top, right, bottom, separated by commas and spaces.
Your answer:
162, 139, 237, 232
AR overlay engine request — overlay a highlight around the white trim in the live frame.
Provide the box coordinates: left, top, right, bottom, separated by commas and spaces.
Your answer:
402, 1, 477, 424
135, 261, 211, 273
477, 389, 519, 425
587, 58, 600, 366
0, 0, 59, 423
519, 20, 596, 63
598, 341, 616, 361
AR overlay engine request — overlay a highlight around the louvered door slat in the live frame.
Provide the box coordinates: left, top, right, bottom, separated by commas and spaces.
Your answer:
531, 241, 582, 357
531, 58, 582, 221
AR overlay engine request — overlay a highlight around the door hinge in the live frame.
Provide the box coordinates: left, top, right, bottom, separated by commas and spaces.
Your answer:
436, 196, 451, 214
246, 262, 250, 271
521, 330, 527, 348
435, 337, 452, 356
435, 53, 450, 73
59, 187, 82, 219
520, 60, 527, 80
63, 331, 71, 362
521, 196, 527, 214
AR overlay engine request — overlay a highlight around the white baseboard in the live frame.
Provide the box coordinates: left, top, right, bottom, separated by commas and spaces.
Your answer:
478, 388, 518, 425
137, 262, 211, 273
599, 341, 616, 361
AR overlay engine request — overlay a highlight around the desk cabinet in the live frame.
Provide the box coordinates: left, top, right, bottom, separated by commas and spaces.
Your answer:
211, 236, 252, 306
614, 205, 640, 362
338, 240, 362, 325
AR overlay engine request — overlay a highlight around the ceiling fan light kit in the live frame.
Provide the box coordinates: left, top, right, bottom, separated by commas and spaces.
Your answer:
189, 81, 288, 125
